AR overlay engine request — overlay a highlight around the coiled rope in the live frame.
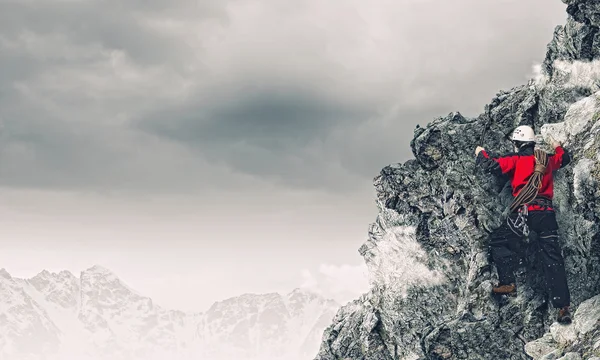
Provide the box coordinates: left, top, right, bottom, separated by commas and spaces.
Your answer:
509, 148, 548, 213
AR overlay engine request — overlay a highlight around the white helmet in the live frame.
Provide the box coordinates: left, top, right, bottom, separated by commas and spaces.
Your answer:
510, 125, 536, 142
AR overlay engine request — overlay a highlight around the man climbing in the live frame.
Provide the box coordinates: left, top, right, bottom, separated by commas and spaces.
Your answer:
475, 125, 573, 325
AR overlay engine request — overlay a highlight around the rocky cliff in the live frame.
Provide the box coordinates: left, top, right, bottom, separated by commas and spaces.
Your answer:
315, 1, 600, 359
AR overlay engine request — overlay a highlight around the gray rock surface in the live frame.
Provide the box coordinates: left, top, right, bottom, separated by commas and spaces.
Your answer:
524, 294, 600, 360
315, 1, 600, 359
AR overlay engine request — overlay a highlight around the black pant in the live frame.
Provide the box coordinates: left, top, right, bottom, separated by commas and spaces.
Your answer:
490, 210, 570, 308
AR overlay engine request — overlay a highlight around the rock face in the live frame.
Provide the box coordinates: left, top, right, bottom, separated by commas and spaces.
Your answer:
315, 1, 600, 359
524, 294, 600, 360
0, 266, 339, 360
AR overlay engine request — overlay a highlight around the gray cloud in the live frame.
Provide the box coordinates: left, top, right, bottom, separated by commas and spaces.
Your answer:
0, 0, 568, 194
135, 84, 376, 190
140, 86, 369, 150
0, 0, 225, 65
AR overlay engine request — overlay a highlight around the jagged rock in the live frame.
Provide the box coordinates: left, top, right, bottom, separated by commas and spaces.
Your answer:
543, 0, 600, 74
541, 350, 564, 360
550, 322, 578, 346
557, 353, 581, 360
316, 295, 393, 360
315, 1, 600, 359
525, 333, 558, 360
525, 294, 600, 360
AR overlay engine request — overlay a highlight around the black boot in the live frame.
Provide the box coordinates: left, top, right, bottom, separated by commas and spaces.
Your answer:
557, 306, 572, 325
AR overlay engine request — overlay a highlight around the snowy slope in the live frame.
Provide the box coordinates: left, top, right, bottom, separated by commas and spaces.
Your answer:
0, 269, 62, 359
196, 289, 339, 360
0, 266, 339, 360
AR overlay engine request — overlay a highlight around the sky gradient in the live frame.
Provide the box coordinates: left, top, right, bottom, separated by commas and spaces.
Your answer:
0, 0, 567, 311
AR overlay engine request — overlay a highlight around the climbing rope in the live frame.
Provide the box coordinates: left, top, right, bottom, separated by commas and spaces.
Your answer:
509, 148, 549, 213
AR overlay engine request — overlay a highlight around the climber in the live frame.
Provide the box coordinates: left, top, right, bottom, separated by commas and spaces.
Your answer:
474, 125, 573, 325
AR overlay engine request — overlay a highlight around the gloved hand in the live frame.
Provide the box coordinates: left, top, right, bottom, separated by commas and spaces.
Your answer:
546, 136, 561, 148
475, 146, 485, 156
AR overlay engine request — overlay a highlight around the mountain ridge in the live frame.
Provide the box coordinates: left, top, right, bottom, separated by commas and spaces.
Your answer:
0, 264, 340, 360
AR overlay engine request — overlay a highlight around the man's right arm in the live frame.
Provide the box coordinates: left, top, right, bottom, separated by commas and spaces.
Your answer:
549, 145, 571, 170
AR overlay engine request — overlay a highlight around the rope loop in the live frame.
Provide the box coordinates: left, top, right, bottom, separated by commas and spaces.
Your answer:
509, 149, 548, 213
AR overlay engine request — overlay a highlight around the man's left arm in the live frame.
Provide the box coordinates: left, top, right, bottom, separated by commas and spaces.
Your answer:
548, 141, 571, 170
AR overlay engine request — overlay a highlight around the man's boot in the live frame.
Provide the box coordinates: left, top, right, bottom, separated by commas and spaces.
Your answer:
492, 283, 516, 296
557, 306, 572, 324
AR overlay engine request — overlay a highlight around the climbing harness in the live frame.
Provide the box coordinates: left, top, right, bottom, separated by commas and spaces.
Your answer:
507, 204, 529, 237
529, 197, 553, 211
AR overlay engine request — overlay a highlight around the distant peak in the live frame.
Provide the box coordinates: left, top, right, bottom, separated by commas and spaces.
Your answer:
59, 270, 75, 278
0, 268, 11, 279
29, 270, 51, 282
30, 269, 76, 281
84, 265, 114, 276
289, 287, 319, 297
289, 287, 308, 295
287, 288, 340, 305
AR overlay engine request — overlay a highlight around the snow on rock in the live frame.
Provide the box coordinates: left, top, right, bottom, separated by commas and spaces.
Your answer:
541, 91, 600, 145
541, 60, 600, 91
363, 207, 446, 296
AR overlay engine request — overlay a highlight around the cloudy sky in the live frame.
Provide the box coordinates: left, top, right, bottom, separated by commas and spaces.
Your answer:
0, 0, 567, 311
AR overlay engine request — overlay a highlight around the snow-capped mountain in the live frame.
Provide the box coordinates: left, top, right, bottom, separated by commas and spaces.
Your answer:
0, 265, 340, 360
196, 288, 340, 360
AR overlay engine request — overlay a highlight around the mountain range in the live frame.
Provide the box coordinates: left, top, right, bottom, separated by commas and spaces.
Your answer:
0, 265, 340, 360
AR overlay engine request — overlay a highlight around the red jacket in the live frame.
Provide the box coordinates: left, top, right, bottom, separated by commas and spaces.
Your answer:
476, 144, 571, 211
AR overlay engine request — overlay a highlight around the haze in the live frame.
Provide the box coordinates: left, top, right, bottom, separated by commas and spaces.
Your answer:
0, 0, 567, 311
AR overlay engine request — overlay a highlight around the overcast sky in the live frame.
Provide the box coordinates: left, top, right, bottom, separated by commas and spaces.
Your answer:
0, 0, 567, 311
